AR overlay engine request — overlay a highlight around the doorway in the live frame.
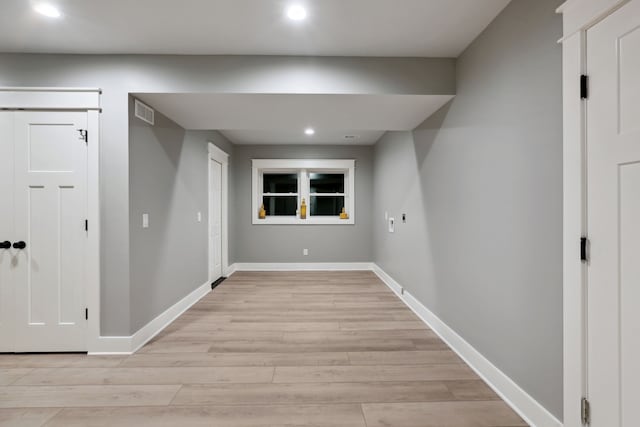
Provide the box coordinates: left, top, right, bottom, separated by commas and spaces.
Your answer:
584, 1, 640, 425
0, 111, 89, 352
208, 143, 229, 283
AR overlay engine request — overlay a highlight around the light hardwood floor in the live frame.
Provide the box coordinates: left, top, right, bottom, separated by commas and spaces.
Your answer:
0, 271, 528, 426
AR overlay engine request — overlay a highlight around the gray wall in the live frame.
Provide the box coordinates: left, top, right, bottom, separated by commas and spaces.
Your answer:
128, 98, 233, 333
232, 145, 373, 263
0, 54, 453, 335
373, 0, 563, 419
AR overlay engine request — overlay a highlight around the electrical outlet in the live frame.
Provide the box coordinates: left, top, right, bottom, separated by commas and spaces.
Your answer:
402, 213, 406, 223
142, 213, 149, 229
303, 248, 309, 256
388, 217, 395, 233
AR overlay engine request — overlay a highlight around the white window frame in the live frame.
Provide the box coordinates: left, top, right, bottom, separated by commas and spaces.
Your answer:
252, 159, 355, 225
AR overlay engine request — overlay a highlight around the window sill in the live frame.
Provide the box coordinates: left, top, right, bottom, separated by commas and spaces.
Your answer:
252, 217, 355, 225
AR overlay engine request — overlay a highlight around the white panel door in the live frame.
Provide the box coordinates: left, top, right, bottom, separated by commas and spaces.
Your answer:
12, 112, 88, 352
587, 1, 640, 425
0, 112, 15, 352
210, 158, 222, 281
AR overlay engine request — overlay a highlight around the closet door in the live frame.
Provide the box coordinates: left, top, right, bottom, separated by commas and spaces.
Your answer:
12, 112, 88, 352
0, 112, 14, 352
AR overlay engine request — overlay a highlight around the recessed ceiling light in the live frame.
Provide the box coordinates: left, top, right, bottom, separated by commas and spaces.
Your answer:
287, 5, 307, 21
304, 127, 315, 136
34, 3, 62, 18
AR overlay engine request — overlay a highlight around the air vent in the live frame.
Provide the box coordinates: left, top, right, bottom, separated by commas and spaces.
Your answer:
134, 99, 155, 125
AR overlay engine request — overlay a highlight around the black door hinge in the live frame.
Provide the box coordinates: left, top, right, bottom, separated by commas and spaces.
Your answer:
85, 219, 88, 231
77, 129, 88, 142
85, 308, 88, 320
580, 75, 589, 100
581, 397, 590, 424
581, 237, 589, 262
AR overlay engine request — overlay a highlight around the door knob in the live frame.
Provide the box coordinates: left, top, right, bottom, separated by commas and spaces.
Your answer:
0, 241, 10, 249
12, 241, 26, 250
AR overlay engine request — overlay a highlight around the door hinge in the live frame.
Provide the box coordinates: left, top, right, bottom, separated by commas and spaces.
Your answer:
581, 237, 589, 263
581, 397, 590, 424
85, 308, 88, 320
77, 129, 88, 143
580, 75, 589, 100
85, 219, 88, 231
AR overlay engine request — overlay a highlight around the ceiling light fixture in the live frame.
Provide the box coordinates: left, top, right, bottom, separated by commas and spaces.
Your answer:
34, 3, 62, 18
287, 4, 307, 21
304, 127, 315, 136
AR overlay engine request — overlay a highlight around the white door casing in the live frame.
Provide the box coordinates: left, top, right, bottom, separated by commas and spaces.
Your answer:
586, 1, 640, 425
208, 143, 229, 281
0, 112, 15, 352
9, 112, 89, 352
210, 159, 223, 281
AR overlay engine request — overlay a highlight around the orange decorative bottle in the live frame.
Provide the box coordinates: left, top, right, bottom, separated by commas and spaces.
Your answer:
300, 198, 307, 219
258, 203, 266, 219
339, 207, 349, 219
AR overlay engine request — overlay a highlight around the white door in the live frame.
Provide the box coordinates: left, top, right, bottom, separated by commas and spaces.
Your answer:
0, 111, 88, 352
209, 158, 223, 281
587, 1, 640, 425
0, 112, 15, 352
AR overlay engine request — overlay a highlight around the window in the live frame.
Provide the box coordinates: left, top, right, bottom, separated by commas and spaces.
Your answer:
252, 159, 355, 225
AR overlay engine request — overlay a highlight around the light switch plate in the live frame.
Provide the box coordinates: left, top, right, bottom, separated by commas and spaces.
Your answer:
303, 248, 309, 256
197, 212, 202, 222
142, 213, 149, 228
388, 217, 395, 233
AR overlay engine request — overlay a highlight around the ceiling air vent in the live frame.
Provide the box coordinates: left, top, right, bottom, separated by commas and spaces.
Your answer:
134, 99, 155, 125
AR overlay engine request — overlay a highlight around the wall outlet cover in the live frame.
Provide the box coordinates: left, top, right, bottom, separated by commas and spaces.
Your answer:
388, 217, 395, 233
142, 213, 149, 229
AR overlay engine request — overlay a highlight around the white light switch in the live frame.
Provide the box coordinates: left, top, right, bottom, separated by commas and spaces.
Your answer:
388, 217, 395, 233
142, 213, 149, 228
303, 248, 309, 256
197, 212, 202, 222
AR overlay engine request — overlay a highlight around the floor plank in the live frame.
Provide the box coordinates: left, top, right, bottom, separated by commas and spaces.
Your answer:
45, 405, 367, 427
362, 401, 528, 427
0, 271, 527, 426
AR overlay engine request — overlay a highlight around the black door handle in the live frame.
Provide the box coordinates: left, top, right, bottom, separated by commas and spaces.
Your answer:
12, 241, 26, 250
0, 241, 11, 249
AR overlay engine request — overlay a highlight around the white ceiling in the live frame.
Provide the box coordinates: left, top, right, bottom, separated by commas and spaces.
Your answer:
135, 93, 454, 145
1, 0, 510, 57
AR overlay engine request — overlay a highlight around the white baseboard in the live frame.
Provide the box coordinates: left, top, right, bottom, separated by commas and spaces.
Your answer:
88, 280, 211, 355
224, 263, 237, 276
130, 280, 211, 353
231, 262, 374, 271
372, 264, 562, 427
87, 336, 131, 355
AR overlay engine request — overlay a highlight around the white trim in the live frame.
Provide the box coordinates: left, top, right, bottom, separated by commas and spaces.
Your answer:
557, 2, 629, 425
372, 264, 562, 427
232, 262, 374, 272
557, 0, 629, 38
88, 280, 211, 355
0, 88, 101, 111
251, 159, 356, 225
130, 281, 211, 353
0, 88, 101, 354
208, 143, 230, 281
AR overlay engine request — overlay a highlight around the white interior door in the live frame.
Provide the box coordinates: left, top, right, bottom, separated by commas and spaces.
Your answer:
0, 112, 15, 352
9, 111, 88, 352
210, 158, 223, 281
587, 1, 640, 425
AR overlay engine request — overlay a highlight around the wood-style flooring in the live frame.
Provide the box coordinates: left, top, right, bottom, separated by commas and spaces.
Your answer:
0, 271, 528, 426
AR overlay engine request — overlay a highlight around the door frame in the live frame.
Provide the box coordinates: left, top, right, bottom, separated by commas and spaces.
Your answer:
0, 87, 101, 353
208, 142, 230, 280
557, 1, 631, 425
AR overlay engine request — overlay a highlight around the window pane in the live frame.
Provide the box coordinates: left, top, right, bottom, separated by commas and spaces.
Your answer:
263, 196, 297, 216
263, 174, 298, 193
310, 173, 344, 193
310, 196, 344, 216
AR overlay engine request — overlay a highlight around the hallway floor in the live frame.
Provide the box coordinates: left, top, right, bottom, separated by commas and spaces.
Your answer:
0, 271, 527, 426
